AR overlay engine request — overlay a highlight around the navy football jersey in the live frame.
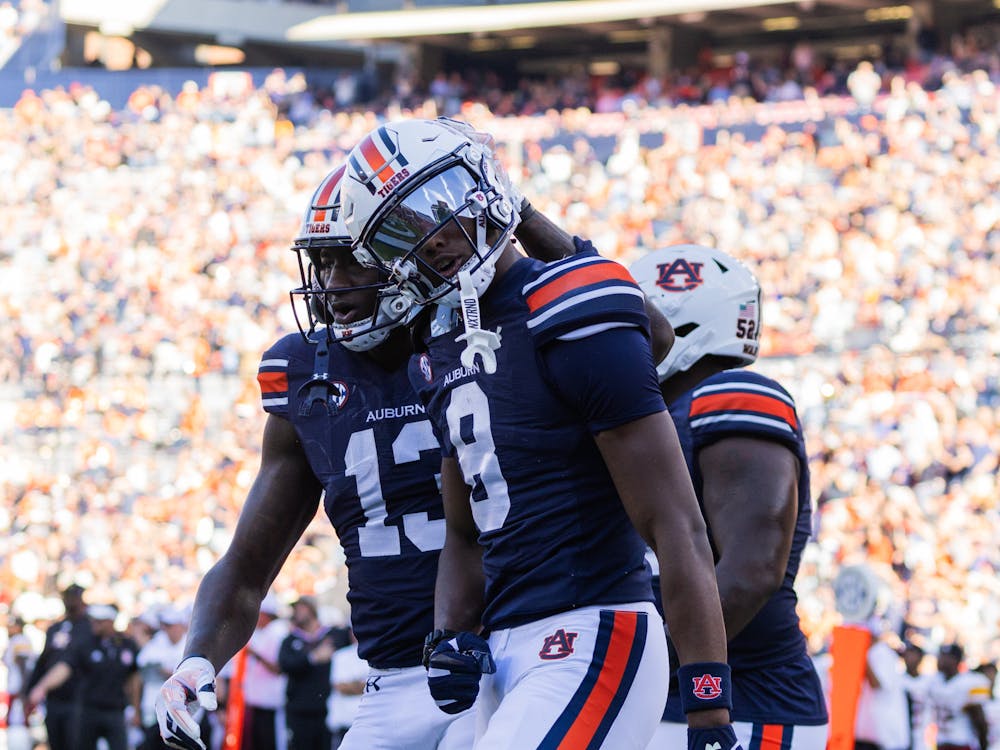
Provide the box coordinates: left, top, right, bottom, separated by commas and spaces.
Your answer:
409, 250, 664, 631
661, 369, 827, 725
257, 333, 443, 669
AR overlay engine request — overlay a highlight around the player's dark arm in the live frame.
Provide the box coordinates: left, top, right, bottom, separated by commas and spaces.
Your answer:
183, 414, 323, 671
966, 702, 990, 750
697, 436, 798, 639
645, 303, 674, 365
594, 411, 730, 729
514, 205, 575, 262
433, 457, 485, 633
514, 212, 674, 362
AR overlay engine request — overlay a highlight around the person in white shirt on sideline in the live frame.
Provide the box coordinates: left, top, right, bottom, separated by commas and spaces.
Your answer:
327, 629, 367, 750
138, 607, 190, 750
240, 594, 288, 750
854, 621, 910, 750
3, 615, 38, 750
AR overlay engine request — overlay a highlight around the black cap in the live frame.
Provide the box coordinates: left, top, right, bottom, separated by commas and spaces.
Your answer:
62, 584, 85, 598
939, 643, 964, 661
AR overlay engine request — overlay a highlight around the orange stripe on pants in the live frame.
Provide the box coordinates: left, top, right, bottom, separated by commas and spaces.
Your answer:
760, 724, 785, 749
557, 611, 638, 750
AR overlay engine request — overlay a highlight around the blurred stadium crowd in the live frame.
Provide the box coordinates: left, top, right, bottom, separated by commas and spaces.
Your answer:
1, 27, 999, 679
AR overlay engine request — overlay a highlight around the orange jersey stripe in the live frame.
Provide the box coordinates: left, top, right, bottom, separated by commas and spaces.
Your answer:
557, 611, 638, 750
760, 724, 785, 749
257, 371, 288, 395
690, 391, 797, 429
526, 263, 636, 313
359, 134, 395, 184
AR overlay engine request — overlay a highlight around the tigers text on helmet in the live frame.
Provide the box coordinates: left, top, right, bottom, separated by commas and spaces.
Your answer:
630, 245, 761, 382
290, 165, 413, 352
340, 118, 519, 307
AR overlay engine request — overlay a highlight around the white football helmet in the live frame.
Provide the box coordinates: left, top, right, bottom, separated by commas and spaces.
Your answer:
290, 165, 412, 351
341, 118, 519, 307
630, 245, 761, 382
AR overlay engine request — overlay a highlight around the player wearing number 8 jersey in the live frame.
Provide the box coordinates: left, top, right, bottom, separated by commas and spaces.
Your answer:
340, 118, 740, 749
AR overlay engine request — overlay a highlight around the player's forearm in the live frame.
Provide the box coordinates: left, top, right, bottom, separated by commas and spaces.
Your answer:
434, 535, 485, 632
657, 543, 729, 667
183, 558, 267, 669
513, 205, 575, 261
658, 557, 733, 730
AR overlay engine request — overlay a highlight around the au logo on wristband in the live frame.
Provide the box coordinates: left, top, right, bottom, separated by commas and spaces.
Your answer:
691, 673, 723, 699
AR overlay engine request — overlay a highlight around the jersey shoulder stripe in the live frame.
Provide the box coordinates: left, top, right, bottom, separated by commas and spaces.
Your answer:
257, 333, 312, 417
688, 371, 799, 440
522, 253, 647, 345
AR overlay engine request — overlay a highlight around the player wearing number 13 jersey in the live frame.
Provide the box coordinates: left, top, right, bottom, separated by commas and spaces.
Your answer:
155, 166, 475, 750
340, 117, 739, 750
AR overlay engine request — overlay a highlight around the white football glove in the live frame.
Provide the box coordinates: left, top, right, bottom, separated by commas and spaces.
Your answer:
155, 656, 218, 750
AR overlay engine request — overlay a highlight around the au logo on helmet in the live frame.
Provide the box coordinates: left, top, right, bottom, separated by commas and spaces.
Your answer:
349, 126, 411, 196
655, 258, 705, 291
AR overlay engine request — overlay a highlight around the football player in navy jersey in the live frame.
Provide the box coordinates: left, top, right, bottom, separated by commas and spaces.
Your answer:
341, 118, 739, 750
154, 151, 657, 750
631, 245, 830, 749
155, 164, 476, 750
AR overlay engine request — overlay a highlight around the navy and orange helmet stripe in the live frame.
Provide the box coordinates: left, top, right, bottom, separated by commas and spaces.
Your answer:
349, 126, 410, 195
309, 165, 346, 222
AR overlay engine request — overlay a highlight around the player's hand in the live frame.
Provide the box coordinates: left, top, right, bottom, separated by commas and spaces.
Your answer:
688, 724, 743, 750
426, 631, 496, 714
155, 656, 218, 750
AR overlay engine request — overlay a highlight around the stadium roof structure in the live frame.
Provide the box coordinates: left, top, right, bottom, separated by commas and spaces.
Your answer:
58, 0, 998, 70
285, 0, 911, 41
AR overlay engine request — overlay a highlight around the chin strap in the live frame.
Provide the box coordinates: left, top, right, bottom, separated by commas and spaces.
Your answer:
455, 269, 502, 374
297, 334, 334, 415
